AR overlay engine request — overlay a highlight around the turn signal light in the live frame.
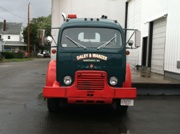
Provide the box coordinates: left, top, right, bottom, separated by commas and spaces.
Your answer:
51, 49, 57, 54
126, 50, 130, 55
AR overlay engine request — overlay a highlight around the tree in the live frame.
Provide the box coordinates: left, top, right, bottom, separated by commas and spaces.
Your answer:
23, 15, 51, 53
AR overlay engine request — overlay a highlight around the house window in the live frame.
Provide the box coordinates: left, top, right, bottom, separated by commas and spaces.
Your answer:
0, 35, 1, 39
8, 36, 11, 39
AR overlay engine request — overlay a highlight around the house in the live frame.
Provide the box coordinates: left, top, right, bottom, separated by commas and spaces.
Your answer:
126, 0, 180, 80
0, 20, 27, 52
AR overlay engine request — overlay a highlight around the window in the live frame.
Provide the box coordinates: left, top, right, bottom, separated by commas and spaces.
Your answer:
61, 27, 122, 49
8, 36, 11, 39
0, 35, 1, 39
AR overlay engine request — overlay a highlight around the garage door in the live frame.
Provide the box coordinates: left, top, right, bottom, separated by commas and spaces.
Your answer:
151, 17, 167, 75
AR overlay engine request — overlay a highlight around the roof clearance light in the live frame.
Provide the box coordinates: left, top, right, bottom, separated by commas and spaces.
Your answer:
67, 14, 77, 19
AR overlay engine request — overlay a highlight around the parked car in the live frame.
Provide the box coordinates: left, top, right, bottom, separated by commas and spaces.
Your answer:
43, 50, 50, 58
37, 53, 43, 57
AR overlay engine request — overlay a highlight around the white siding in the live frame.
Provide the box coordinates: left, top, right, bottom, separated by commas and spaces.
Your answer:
128, 0, 168, 67
126, 0, 142, 67
141, 0, 168, 37
52, 0, 125, 27
128, 0, 180, 75
151, 17, 166, 75
2, 34, 20, 42
165, 0, 180, 74
51, 0, 125, 60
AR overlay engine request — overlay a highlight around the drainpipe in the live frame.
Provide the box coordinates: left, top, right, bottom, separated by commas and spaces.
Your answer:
125, 1, 129, 42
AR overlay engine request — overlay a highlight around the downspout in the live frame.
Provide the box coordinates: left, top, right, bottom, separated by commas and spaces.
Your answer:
125, 1, 129, 41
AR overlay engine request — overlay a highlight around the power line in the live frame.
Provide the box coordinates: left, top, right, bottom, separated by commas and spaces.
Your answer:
0, 16, 11, 22
0, 6, 27, 20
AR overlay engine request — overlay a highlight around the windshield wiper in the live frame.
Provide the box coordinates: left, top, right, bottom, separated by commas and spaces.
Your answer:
65, 35, 86, 49
97, 35, 116, 50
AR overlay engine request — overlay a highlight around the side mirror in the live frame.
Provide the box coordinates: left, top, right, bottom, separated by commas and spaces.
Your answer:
135, 30, 141, 48
44, 36, 53, 46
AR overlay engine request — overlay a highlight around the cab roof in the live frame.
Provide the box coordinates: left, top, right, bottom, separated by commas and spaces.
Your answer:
60, 18, 123, 30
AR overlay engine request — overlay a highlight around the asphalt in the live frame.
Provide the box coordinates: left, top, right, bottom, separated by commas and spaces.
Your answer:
131, 68, 180, 95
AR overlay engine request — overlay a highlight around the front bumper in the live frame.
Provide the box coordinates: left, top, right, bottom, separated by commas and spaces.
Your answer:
43, 81, 136, 104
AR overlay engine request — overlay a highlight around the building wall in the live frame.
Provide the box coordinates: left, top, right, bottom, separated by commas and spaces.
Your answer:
165, 0, 180, 74
51, 0, 126, 59
128, 0, 180, 78
126, 0, 142, 67
2, 34, 20, 42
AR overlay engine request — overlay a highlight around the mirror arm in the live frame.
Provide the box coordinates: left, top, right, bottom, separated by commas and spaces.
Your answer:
126, 47, 137, 49
126, 30, 135, 45
50, 34, 57, 45
50, 46, 57, 48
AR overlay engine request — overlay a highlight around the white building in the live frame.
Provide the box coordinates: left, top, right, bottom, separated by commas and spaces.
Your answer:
51, 0, 126, 59
127, 0, 180, 80
0, 20, 27, 52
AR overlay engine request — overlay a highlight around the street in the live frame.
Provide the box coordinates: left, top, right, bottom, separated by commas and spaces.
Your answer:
0, 59, 180, 134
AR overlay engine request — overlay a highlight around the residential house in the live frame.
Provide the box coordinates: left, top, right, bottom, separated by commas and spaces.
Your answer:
0, 20, 27, 52
126, 0, 180, 80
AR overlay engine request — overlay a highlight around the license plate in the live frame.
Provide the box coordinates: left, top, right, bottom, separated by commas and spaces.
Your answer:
121, 99, 134, 106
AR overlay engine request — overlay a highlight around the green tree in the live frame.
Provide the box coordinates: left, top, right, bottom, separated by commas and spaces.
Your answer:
23, 15, 51, 53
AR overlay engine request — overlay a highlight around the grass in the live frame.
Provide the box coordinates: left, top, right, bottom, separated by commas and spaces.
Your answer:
2, 58, 33, 62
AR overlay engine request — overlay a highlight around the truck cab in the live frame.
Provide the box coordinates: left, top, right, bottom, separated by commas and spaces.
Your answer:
43, 15, 137, 113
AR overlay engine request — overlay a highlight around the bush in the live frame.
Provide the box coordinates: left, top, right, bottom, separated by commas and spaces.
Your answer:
1, 52, 24, 59
0, 53, 4, 62
13, 52, 24, 58
1, 52, 14, 59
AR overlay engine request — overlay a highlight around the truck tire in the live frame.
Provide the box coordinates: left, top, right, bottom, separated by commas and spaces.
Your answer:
112, 99, 128, 113
47, 98, 59, 112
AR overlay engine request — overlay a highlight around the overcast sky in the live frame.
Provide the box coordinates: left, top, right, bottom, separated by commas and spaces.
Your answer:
0, 0, 51, 26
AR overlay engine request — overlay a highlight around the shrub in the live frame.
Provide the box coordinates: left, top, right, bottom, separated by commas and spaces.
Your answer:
13, 52, 24, 58
1, 52, 14, 59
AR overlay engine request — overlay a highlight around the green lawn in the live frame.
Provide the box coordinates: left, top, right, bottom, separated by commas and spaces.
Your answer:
3, 58, 33, 62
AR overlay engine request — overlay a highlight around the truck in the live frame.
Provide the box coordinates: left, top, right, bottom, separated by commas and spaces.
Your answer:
43, 0, 140, 113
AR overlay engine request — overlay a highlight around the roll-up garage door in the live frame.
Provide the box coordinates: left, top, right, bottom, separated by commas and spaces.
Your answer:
151, 17, 167, 75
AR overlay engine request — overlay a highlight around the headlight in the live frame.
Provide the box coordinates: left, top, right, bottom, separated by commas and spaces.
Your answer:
63, 76, 72, 85
109, 76, 118, 86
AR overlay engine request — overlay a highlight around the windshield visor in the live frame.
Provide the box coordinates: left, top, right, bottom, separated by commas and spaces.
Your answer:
61, 28, 122, 49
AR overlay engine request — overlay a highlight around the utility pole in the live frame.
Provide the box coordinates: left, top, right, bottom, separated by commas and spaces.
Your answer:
28, 3, 30, 57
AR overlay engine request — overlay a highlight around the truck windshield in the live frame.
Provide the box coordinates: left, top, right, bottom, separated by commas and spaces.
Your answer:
61, 28, 122, 49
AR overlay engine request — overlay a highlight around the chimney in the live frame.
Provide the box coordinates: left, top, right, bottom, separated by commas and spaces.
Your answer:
3, 20, 6, 31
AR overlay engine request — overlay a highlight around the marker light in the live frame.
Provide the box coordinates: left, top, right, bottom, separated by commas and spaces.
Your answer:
67, 14, 77, 19
126, 50, 130, 55
64, 76, 72, 85
109, 77, 118, 86
51, 49, 57, 54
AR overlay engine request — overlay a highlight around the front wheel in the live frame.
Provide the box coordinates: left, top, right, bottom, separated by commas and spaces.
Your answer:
112, 99, 128, 113
47, 98, 59, 112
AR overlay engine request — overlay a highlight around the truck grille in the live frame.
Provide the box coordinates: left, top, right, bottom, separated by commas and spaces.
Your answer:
76, 72, 105, 90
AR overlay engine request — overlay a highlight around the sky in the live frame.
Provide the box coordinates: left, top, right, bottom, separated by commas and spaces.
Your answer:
0, 0, 51, 26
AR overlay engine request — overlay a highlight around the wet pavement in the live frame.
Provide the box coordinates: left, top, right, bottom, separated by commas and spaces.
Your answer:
0, 59, 180, 134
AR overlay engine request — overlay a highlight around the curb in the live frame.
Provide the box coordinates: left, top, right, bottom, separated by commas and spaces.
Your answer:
133, 83, 180, 95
